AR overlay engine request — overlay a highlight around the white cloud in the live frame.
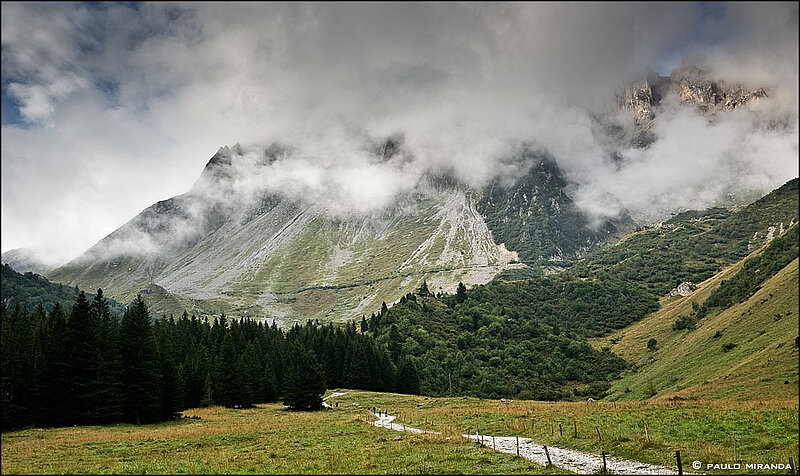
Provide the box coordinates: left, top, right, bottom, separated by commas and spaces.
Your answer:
1, 2, 797, 265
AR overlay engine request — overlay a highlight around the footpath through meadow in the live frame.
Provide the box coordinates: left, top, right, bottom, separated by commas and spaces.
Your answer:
325, 392, 691, 475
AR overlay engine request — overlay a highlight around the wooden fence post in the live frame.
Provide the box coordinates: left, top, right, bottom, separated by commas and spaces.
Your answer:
595, 425, 602, 441
787, 456, 796, 475
602, 451, 607, 474
492, 435, 495, 450
573, 419, 577, 437
675, 450, 683, 476
516, 436, 520, 456
733, 438, 737, 461
544, 445, 552, 466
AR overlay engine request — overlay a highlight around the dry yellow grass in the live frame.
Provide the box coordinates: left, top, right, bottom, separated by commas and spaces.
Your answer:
1, 401, 568, 475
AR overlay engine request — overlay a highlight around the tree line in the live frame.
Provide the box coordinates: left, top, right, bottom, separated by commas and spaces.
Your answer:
362, 277, 650, 401
1, 290, 420, 431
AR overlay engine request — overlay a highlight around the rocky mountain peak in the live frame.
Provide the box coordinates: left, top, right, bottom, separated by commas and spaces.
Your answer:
670, 68, 767, 112
616, 66, 768, 147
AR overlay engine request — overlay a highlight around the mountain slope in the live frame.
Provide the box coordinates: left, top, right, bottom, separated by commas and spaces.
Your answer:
593, 225, 799, 401
572, 178, 799, 297
48, 147, 524, 324
476, 156, 631, 269
1, 264, 126, 316
1, 248, 54, 275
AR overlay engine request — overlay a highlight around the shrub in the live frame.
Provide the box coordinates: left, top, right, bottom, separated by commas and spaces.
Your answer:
647, 338, 658, 351
673, 314, 697, 331
721, 342, 738, 352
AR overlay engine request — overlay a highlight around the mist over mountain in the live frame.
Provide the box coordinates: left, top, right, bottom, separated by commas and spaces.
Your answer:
2, 3, 797, 266
0, 248, 55, 275
43, 61, 797, 325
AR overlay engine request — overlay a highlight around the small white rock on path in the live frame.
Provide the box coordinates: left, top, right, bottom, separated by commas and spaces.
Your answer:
325, 392, 692, 475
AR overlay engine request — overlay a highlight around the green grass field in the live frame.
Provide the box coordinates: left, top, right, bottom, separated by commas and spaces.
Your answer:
0, 400, 568, 475
330, 390, 798, 475
3, 390, 797, 475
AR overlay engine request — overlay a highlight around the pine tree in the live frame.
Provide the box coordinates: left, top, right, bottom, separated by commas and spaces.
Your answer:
64, 291, 98, 424
344, 339, 371, 390
262, 358, 278, 402
387, 324, 402, 364
29, 304, 48, 427
456, 282, 467, 303
154, 319, 183, 420
200, 373, 213, 407
376, 347, 396, 391
40, 303, 70, 427
242, 343, 262, 404
282, 340, 326, 411
1, 303, 36, 430
396, 356, 421, 395
213, 332, 251, 408
119, 295, 162, 424
91, 289, 123, 423
417, 281, 431, 297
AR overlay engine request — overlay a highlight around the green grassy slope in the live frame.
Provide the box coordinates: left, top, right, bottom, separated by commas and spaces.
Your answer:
572, 178, 798, 297
0, 400, 568, 475
595, 249, 799, 401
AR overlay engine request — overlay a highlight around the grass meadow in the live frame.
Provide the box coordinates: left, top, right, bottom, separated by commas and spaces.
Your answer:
3, 389, 797, 475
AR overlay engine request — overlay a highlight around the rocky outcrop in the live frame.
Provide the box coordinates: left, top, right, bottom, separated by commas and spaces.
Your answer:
619, 73, 669, 126
617, 67, 767, 147
669, 281, 695, 297
671, 67, 767, 112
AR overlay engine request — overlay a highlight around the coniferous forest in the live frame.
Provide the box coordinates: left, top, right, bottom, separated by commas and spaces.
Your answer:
1, 270, 653, 431
0, 290, 406, 431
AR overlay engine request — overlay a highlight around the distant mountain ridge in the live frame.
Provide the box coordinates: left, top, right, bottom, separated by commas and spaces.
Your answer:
1, 248, 55, 275
43, 67, 791, 325
48, 145, 526, 323
1, 264, 126, 317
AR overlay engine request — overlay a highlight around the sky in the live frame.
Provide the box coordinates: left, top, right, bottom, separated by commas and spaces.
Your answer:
1, 2, 798, 266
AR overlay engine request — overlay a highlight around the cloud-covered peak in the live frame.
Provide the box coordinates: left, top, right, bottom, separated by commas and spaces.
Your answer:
1, 3, 797, 264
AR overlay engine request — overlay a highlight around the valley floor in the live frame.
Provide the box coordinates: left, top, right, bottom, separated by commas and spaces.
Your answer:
2, 390, 797, 475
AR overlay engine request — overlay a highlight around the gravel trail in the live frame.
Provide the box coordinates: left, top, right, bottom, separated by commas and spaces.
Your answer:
322, 392, 689, 475
357, 405, 687, 475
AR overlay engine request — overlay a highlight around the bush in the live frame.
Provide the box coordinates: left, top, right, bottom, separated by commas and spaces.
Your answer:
721, 342, 738, 352
672, 314, 697, 331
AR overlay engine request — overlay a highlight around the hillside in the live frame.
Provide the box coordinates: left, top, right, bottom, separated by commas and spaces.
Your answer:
0, 264, 126, 316
47, 143, 626, 325
48, 184, 520, 325
366, 274, 657, 400
476, 156, 631, 268
593, 225, 799, 401
572, 178, 799, 297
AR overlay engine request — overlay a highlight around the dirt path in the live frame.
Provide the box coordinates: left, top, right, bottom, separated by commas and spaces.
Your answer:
364, 408, 686, 475
322, 392, 689, 474
321, 391, 348, 408
464, 433, 687, 475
